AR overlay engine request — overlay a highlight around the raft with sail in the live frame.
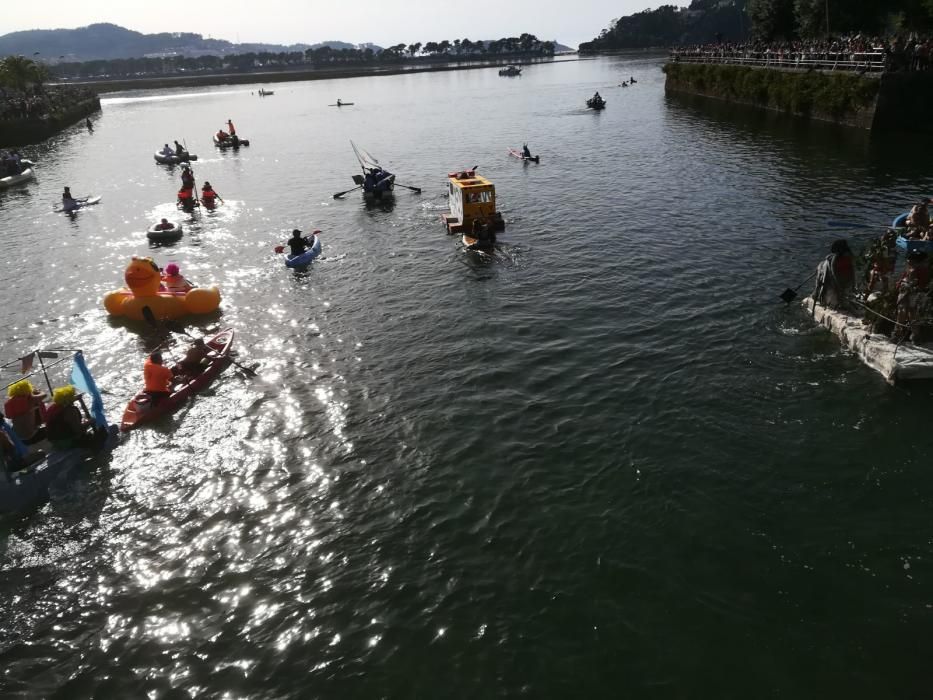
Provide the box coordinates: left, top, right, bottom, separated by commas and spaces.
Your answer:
0, 350, 118, 517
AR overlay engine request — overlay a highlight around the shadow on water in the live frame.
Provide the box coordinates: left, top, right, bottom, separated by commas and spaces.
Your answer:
665, 91, 933, 186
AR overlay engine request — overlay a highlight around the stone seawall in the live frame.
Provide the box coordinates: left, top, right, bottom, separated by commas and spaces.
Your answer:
0, 95, 101, 147
662, 62, 922, 132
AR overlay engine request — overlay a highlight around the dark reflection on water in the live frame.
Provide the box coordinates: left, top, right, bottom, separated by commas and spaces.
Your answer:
1, 57, 933, 697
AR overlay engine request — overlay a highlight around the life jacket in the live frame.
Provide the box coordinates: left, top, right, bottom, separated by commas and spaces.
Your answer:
144, 359, 173, 393
178, 188, 192, 201
202, 188, 216, 199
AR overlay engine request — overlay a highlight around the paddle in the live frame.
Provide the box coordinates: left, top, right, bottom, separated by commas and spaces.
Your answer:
142, 306, 257, 376
779, 271, 817, 304
333, 185, 362, 199
395, 183, 422, 194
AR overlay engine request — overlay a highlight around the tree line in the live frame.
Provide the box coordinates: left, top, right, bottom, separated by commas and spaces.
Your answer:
46, 34, 556, 80
580, 0, 933, 51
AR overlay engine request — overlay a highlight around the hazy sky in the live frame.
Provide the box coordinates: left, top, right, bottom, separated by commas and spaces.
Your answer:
2, 1, 690, 50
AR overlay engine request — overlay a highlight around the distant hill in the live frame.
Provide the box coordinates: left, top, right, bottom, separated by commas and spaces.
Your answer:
0, 23, 378, 61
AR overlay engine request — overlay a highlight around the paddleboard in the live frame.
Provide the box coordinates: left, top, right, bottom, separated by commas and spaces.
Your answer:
56, 196, 101, 213
508, 148, 540, 164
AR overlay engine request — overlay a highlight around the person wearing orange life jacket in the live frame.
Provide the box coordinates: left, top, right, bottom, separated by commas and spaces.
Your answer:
144, 352, 174, 405
201, 181, 219, 206
177, 186, 196, 209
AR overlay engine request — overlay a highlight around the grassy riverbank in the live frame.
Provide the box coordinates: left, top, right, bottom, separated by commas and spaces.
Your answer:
55, 56, 578, 94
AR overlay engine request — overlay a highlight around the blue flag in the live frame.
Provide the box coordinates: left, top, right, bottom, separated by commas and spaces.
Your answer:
0, 418, 27, 458
70, 351, 107, 428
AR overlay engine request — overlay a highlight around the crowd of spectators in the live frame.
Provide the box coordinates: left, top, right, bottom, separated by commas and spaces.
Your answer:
671, 35, 932, 73
0, 85, 98, 123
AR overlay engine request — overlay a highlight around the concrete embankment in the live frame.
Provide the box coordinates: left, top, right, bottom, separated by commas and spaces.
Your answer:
664, 62, 933, 133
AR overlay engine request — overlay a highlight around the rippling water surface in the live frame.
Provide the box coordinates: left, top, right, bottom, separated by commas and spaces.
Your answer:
2, 57, 933, 698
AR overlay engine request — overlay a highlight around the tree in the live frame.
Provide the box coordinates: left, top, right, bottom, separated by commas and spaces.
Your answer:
748, 0, 796, 38
408, 42, 422, 57
0, 56, 49, 91
423, 41, 439, 55
438, 40, 451, 54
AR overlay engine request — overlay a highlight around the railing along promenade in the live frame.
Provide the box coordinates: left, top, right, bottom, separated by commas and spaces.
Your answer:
668, 49, 886, 73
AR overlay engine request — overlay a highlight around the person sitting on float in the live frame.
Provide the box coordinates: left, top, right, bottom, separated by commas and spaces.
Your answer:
144, 352, 174, 405
907, 198, 931, 238
162, 263, 194, 293
160, 143, 175, 157
4, 379, 47, 444
593, 91, 602, 102
45, 385, 98, 450
216, 129, 229, 143
174, 140, 187, 156
154, 218, 175, 231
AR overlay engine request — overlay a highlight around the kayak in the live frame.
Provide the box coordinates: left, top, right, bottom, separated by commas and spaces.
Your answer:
329, 102, 354, 107
285, 236, 323, 268
213, 135, 250, 148
258, 89, 275, 96
146, 221, 183, 242
896, 236, 933, 253
57, 195, 101, 213
0, 167, 35, 189
508, 148, 540, 164
154, 151, 197, 165
120, 329, 235, 431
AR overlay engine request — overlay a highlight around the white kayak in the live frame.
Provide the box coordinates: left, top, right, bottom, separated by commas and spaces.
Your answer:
0, 167, 35, 189
57, 195, 101, 213
146, 221, 183, 241
153, 151, 197, 165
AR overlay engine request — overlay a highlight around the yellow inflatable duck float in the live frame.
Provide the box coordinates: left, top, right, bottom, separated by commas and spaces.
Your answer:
103, 257, 221, 320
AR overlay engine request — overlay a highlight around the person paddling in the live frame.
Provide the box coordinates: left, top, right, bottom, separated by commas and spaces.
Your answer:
522, 143, 532, 159
288, 228, 312, 257
201, 181, 219, 206
174, 338, 213, 379
62, 186, 79, 212
144, 352, 174, 405
173, 140, 188, 157
180, 165, 195, 190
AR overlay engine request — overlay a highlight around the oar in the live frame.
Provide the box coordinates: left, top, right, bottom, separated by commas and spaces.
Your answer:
142, 306, 257, 376
395, 183, 422, 193
333, 185, 361, 199
779, 270, 817, 304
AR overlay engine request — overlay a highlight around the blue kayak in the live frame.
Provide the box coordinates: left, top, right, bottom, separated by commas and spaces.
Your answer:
896, 236, 933, 253
285, 236, 322, 268
893, 213, 908, 228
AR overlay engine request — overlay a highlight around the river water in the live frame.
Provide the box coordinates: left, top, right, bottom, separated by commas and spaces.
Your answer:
1, 56, 932, 698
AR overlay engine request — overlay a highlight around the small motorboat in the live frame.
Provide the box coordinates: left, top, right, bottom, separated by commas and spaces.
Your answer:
508, 148, 540, 164
285, 236, 323, 268
586, 97, 607, 110
154, 151, 197, 165
120, 329, 235, 431
146, 221, 183, 242
213, 134, 250, 149
0, 166, 35, 189
498, 65, 522, 77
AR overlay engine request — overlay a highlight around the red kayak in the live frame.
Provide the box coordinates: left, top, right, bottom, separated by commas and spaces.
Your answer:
508, 148, 540, 164
120, 329, 234, 431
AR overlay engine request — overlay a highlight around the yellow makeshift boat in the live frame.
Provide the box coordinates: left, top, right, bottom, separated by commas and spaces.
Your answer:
441, 168, 505, 237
